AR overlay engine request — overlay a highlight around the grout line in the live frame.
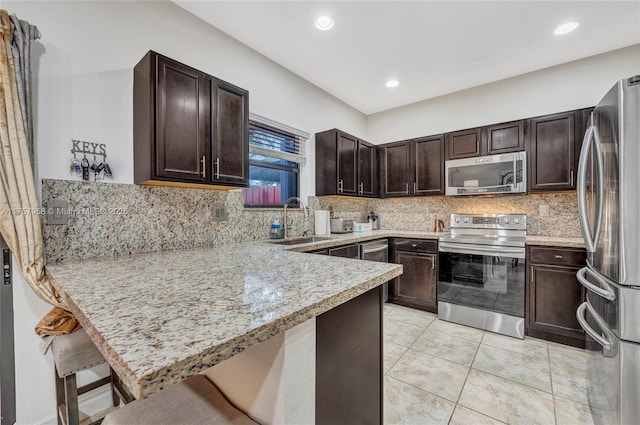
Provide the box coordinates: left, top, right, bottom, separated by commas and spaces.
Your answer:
548, 342, 559, 425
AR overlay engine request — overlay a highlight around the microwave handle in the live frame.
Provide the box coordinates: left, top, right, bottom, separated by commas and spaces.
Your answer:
512, 157, 517, 190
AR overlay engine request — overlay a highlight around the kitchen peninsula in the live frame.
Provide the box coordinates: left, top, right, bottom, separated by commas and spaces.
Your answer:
46, 241, 402, 423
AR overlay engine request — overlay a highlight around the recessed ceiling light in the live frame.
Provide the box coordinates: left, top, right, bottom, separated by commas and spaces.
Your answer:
554, 22, 579, 35
315, 16, 334, 31
385, 80, 399, 88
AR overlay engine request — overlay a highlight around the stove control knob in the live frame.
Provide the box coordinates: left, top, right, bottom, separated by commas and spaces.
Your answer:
463, 218, 469, 223
504, 218, 510, 224
455, 217, 461, 223
514, 218, 520, 224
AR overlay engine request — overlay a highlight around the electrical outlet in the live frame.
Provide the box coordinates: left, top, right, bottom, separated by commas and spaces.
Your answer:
46, 200, 69, 225
212, 205, 229, 221
539, 205, 550, 217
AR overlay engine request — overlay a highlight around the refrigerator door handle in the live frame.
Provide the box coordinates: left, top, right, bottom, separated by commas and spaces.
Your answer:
577, 125, 605, 253
576, 267, 616, 301
576, 301, 613, 350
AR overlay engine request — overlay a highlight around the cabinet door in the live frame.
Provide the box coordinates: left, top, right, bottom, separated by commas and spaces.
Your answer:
155, 55, 208, 182
528, 112, 576, 191
485, 120, 525, 155
380, 142, 411, 197
446, 128, 482, 159
390, 251, 437, 312
211, 79, 249, 187
414, 135, 444, 196
358, 141, 376, 197
336, 133, 358, 195
526, 264, 585, 347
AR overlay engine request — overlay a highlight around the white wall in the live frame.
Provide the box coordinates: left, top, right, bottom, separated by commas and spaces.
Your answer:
366, 44, 640, 143
4, 1, 366, 423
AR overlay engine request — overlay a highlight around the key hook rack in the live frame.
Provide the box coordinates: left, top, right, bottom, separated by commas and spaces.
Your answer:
70, 139, 107, 160
69, 139, 113, 181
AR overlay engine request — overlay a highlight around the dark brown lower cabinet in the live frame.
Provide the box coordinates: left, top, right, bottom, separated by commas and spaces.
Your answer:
316, 286, 382, 425
526, 245, 586, 348
389, 239, 438, 313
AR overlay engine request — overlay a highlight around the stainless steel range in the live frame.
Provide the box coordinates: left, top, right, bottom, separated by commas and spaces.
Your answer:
438, 213, 527, 338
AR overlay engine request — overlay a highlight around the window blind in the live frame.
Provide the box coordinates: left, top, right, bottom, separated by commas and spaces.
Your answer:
249, 113, 309, 164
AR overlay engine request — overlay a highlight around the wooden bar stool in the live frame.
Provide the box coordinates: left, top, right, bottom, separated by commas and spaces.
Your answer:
102, 374, 258, 425
51, 329, 119, 425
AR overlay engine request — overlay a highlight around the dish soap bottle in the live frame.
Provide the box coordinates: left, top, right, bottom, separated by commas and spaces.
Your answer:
270, 219, 282, 239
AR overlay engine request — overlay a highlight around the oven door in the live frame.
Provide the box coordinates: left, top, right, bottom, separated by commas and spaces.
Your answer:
438, 242, 526, 317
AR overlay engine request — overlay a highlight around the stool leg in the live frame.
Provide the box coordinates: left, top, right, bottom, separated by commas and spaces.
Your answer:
110, 369, 120, 407
64, 374, 80, 425
54, 368, 65, 425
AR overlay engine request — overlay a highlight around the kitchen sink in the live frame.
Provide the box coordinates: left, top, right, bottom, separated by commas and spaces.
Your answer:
271, 236, 335, 245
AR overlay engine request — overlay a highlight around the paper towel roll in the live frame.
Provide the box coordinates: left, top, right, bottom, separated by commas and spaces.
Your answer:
315, 210, 330, 235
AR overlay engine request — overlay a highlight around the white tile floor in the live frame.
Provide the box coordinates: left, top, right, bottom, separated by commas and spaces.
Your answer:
383, 303, 601, 425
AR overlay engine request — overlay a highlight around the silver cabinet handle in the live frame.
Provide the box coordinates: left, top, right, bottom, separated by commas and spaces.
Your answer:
413, 182, 417, 194
554, 255, 563, 259
214, 158, 220, 179
405, 182, 409, 194
576, 302, 612, 350
570, 170, 574, 187
411, 243, 418, 248
359, 182, 364, 194
338, 179, 343, 193
201, 156, 206, 178
431, 255, 436, 270
576, 267, 616, 301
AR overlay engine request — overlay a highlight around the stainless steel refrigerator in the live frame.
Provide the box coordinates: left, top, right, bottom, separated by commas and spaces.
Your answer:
576, 75, 640, 425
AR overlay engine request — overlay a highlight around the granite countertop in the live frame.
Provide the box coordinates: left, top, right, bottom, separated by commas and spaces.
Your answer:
271, 230, 585, 250
525, 236, 585, 248
47, 242, 402, 399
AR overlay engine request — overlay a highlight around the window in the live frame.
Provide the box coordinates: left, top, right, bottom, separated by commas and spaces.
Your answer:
243, 114, 309, 207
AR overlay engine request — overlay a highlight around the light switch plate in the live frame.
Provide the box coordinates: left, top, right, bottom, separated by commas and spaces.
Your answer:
46, 200, 69, 225
539, 204, 550, 217
212, 205, 229, 221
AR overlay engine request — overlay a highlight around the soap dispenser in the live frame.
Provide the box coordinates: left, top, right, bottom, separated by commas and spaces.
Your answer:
270, 219, 283, 239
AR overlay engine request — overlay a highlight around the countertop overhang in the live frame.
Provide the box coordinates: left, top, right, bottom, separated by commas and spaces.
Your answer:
47, 240, 402, 399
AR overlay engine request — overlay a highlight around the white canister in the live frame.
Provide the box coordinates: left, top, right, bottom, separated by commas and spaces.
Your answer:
314, 210, 331, 235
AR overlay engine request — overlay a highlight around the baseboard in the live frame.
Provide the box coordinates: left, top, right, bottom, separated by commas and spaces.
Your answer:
30, 386, 113, 425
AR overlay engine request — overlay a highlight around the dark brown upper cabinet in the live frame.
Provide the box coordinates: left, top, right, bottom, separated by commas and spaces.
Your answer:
414, 135, 445, 195
379, 141, 411, 197
379, 135, 445, 198
315, 129, 376, 197
210, 79, 249, 186
528, 111, 578, 191
447, 121, 525, 160
484, 120, 525, 155
446, 127, 482, 159
134, 51, 249, 189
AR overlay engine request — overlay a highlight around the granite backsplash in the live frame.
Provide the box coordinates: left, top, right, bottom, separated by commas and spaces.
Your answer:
42, 179, 580, 262
318, 192, 581, 237
42, 179, 318, 262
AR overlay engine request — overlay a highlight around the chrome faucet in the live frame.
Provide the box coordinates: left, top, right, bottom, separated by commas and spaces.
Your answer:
283, 197, 308, 239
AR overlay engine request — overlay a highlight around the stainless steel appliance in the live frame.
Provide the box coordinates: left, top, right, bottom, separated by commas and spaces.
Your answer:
360, 240, 389, 302
330, 218, 354, 234
1, 238, 15, 425
445, 151, 526, 196
575, 75, 640, 425
438, 213, 527, 338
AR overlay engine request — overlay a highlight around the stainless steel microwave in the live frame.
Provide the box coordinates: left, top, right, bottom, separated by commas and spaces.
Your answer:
445, 151, 527, 196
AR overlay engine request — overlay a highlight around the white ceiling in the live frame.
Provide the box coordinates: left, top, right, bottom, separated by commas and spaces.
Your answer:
174, 1, 640, 115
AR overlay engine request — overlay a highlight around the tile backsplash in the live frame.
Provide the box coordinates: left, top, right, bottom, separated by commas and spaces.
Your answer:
318, 192, 580, 237
42, 179, 316, 262
42, 178, 580, 262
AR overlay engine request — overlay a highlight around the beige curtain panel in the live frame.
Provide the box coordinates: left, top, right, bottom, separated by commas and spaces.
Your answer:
0, 10, 79, 336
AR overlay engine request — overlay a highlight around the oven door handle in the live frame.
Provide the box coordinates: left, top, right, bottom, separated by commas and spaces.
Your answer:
438, 242, 525, 259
